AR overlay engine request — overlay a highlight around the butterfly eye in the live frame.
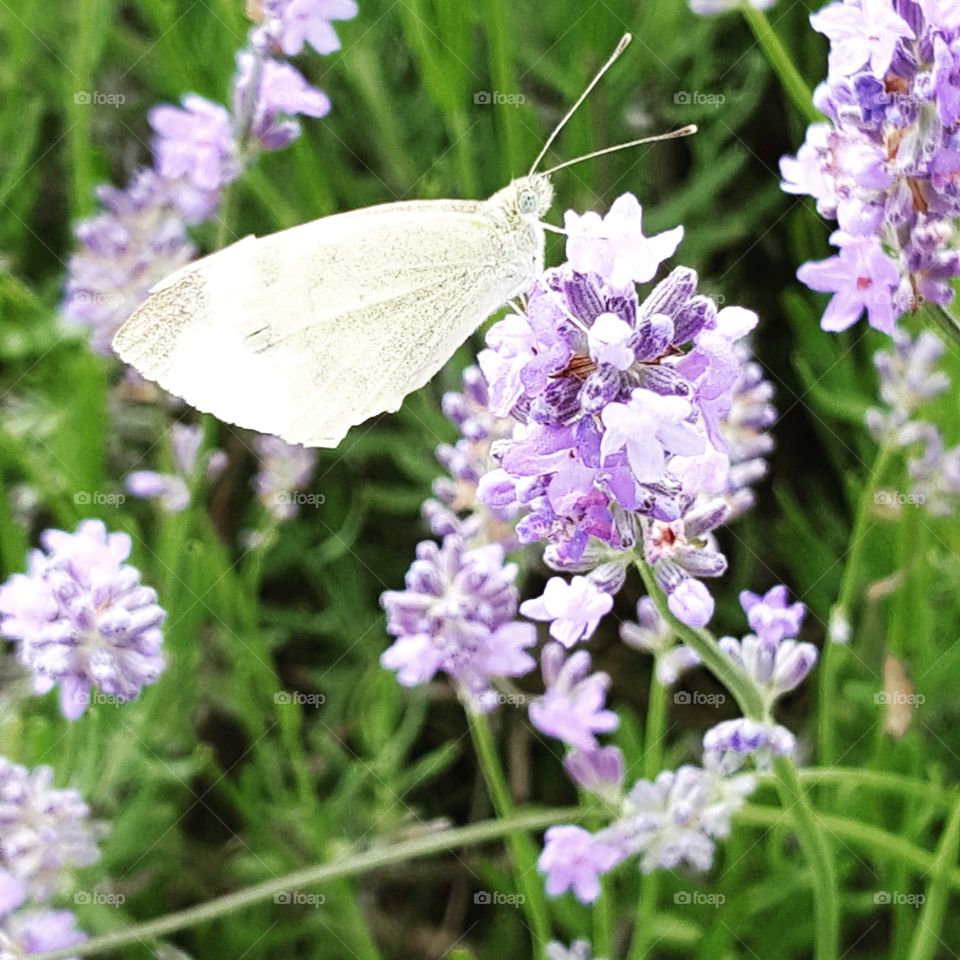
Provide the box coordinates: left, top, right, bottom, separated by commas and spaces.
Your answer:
519, 188, 539, 215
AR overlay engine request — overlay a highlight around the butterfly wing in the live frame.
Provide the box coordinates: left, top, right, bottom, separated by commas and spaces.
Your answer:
113, 198, 541, 447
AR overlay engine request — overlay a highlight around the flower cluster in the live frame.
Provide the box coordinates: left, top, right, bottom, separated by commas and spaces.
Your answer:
538, 759, 755, 903
380, 536, 537, 708
0, 520, 166, 720
476, 193, 774, 627
866, 328, 960, 514
0, 758, 94, 959
64, 0, 356, 353
783, 0, 960, 333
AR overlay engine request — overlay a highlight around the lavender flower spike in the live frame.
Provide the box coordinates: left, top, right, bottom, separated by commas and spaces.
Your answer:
0, 520, 166, 720
252, 434, 318, 522
0, 760, 99, 901
380, 536, 537, 708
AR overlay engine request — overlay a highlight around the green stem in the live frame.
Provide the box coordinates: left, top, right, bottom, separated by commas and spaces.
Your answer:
739, 1, 821, 124
738, 805, 960, 888
466, 709, 553, 957
33, 807, 582, 960
796, 767, 958, 809
906, 791, 960, 960
635, 561, 763, 718
772, 758, 840, 960
626, 673, 669, 960
821, 442, 896, 765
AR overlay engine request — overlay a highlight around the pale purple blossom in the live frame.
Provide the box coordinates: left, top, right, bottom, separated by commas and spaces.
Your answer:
739, 586, 806, 643
796, 238, 900, 334
563, 747, 625, 802
785, 0, 960, 331
601, 389, 705, 483
0, 761, 98, 900
537, 826, 624, 903
234, 52, 331, 151
149, 95, 239, 205
564, 194, 684, 288
258, 0, 358, 56
719, 588, 818, 709
519, 576, 612, 647
809, 0, 914, 77
529, 644, 619, 751
0, 520, 166, 720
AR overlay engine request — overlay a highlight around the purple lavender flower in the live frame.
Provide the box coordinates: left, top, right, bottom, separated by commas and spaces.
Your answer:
519, 576, 612, 647
563, 747, 625, 802
719, 595, 818, 710
0, 909, 86, 959
149, 95, 239, 215
703, 718, 796, 772
612, 764, 755, 873
811, 0, 914, 76
537, 826, 624, 903
234, 52, 331, 152
564, 194, 684, 288
796, 238, 900, 334
644, 496, 730, 627
0, 761, 98, 900
601, 389, 705, 483
0, 872, 24, 918
0, 520, 166, 720
380, 536, 536, 707
739, 586, 806, 643
257, 0, 358, 56
785, 0, 960, 330
126, 423, 227, 513
529, 644, 619, 751
252, 434, 318, 522
62, 171, 194, 354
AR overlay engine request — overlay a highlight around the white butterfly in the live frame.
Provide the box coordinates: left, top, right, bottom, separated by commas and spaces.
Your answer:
113, 34, 693, 448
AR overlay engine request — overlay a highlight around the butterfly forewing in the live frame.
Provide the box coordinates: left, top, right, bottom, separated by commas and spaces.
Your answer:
113, 196, 543, 447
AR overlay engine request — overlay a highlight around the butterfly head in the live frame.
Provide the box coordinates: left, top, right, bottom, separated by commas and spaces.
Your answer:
492, 174, 554, 223
517, 174, 554, 219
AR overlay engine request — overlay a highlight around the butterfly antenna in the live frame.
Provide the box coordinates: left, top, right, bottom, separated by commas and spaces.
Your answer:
528, 33, 633, 176
539, 125, 698, 177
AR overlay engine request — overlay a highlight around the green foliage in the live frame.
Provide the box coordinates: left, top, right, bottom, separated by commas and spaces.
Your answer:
1, 1, 959, 958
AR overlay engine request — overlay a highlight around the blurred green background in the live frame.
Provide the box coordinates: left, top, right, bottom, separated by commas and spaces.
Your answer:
2, 0, 960, 957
